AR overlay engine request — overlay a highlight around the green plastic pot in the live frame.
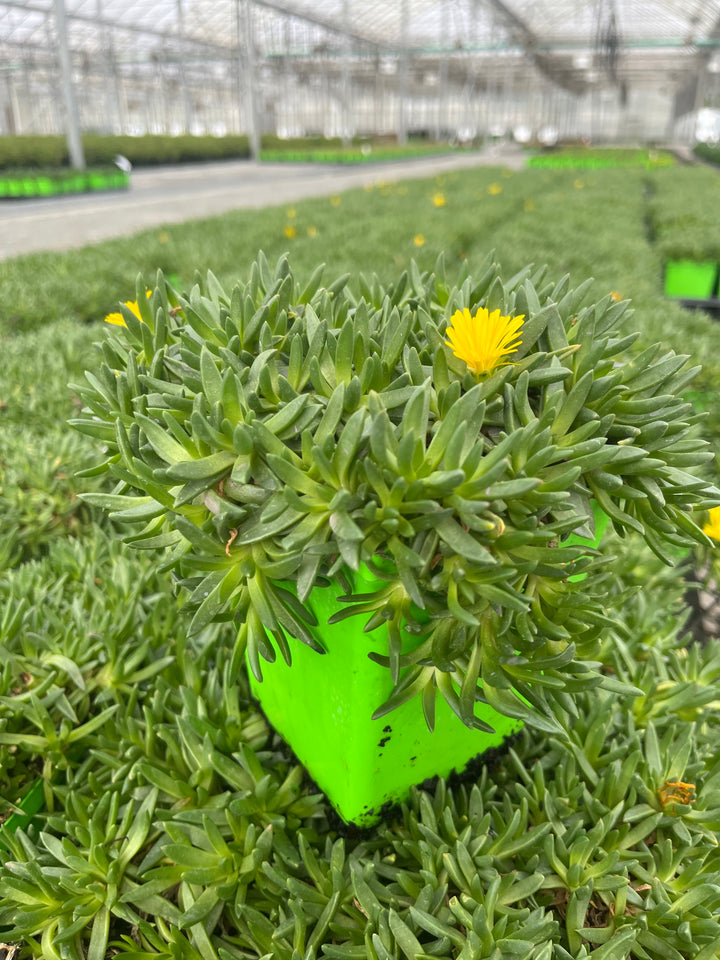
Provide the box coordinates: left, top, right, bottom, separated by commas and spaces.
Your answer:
249, 564, 522, 826
249, 507, 608, 826
664, 260, 718, 300
0, 778, 44, 850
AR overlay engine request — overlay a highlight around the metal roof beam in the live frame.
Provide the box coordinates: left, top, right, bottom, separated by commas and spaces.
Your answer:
482, 0, 587, 94
672, 7, 720, 118
0, 0, 231, 52
251, 0, 389, 51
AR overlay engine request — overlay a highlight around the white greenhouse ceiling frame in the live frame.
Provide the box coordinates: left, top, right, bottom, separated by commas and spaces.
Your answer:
2, 0, 720, 152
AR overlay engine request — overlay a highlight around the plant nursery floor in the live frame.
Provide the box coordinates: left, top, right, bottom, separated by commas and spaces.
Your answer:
0, 143, 524, 261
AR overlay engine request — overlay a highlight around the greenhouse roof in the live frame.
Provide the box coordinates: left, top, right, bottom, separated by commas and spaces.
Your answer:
0, 0, 718, 52
1, 0, 719, 93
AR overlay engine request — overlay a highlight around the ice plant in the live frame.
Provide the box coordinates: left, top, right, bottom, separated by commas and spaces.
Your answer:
703, 506, 720, 541
444, 305, 524, 376
74, 252, 720, 736
104, 290, 151, 326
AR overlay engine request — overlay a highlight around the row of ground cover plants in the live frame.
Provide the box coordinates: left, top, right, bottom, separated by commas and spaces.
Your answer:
0, 134, 456, 171
3, 160, 720, 959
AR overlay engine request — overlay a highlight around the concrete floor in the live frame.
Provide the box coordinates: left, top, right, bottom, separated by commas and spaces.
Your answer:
0, 145, 524, 262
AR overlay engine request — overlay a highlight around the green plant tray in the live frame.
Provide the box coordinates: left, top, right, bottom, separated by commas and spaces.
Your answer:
0, 779, 44, 849
259, 147, 454, 164
0, 169, 130, 199
526, 149, 674, 170
664, 260, 718, 300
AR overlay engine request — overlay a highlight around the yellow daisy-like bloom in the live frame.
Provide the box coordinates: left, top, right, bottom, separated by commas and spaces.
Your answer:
307, 225, 318, 238
330, 195, 342, 207
283, 224, 297, 239
413, 233, 425, 247
104, 289, 151, 326
610, 290, 623, 302
574, 178, 584, 189
488, 182, 502, 195
703, 506, 720, 541
445, 306, 524, 376
286, 207, 297, 218
432, 191, 447, 207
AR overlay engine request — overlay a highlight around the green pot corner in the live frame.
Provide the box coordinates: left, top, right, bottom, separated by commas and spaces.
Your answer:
565, 501, 610, 582
249, 565, 522, 827
0, 778, 45, 849
664, 259, 718, 300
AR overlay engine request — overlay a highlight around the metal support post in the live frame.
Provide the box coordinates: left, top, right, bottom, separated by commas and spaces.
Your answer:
176, 0, 193, 132
341, 0, 352, 145
244, 0, 261, 159
397, 0, 409, 144
54, 0, 85, 168
435, 0, 449, 141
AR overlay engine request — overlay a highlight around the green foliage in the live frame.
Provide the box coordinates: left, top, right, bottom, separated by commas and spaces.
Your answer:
646, 166, 720, 261
0, 133, 447, 171
259, 142, 459, 163
3, 152, 720, 960
1, 530, 720, 959
693, 141, 720, 167
0, 167, 129, 198
526, 147, 675, 170
0, 134, 251, 169
0, 321, 107, 570
71, 255, 718, 731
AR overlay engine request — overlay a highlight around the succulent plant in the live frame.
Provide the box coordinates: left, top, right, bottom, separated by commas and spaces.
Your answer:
73, 251, 718, 732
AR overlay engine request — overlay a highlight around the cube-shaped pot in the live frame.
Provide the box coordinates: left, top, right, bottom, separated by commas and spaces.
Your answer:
664, 260, 718, 300
249, 565, 522, 826
250, 510, 609, 826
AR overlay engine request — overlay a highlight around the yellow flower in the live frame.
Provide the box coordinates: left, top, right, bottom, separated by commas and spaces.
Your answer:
413, 234, 425, 247
283, 224, 297, 239
574, 179, 584, 189
158, 231, 169, 244
703, 506, 720, 540
307, 225, 318, 238
524, 198, 535, 212
286, 207, 297, 218
444, 306, 524, 376
330, 195, 342, 207
610, 290, 623, 301
104, 290, 151, 326
432, 192, 447, 207
488, 182, 502, 195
